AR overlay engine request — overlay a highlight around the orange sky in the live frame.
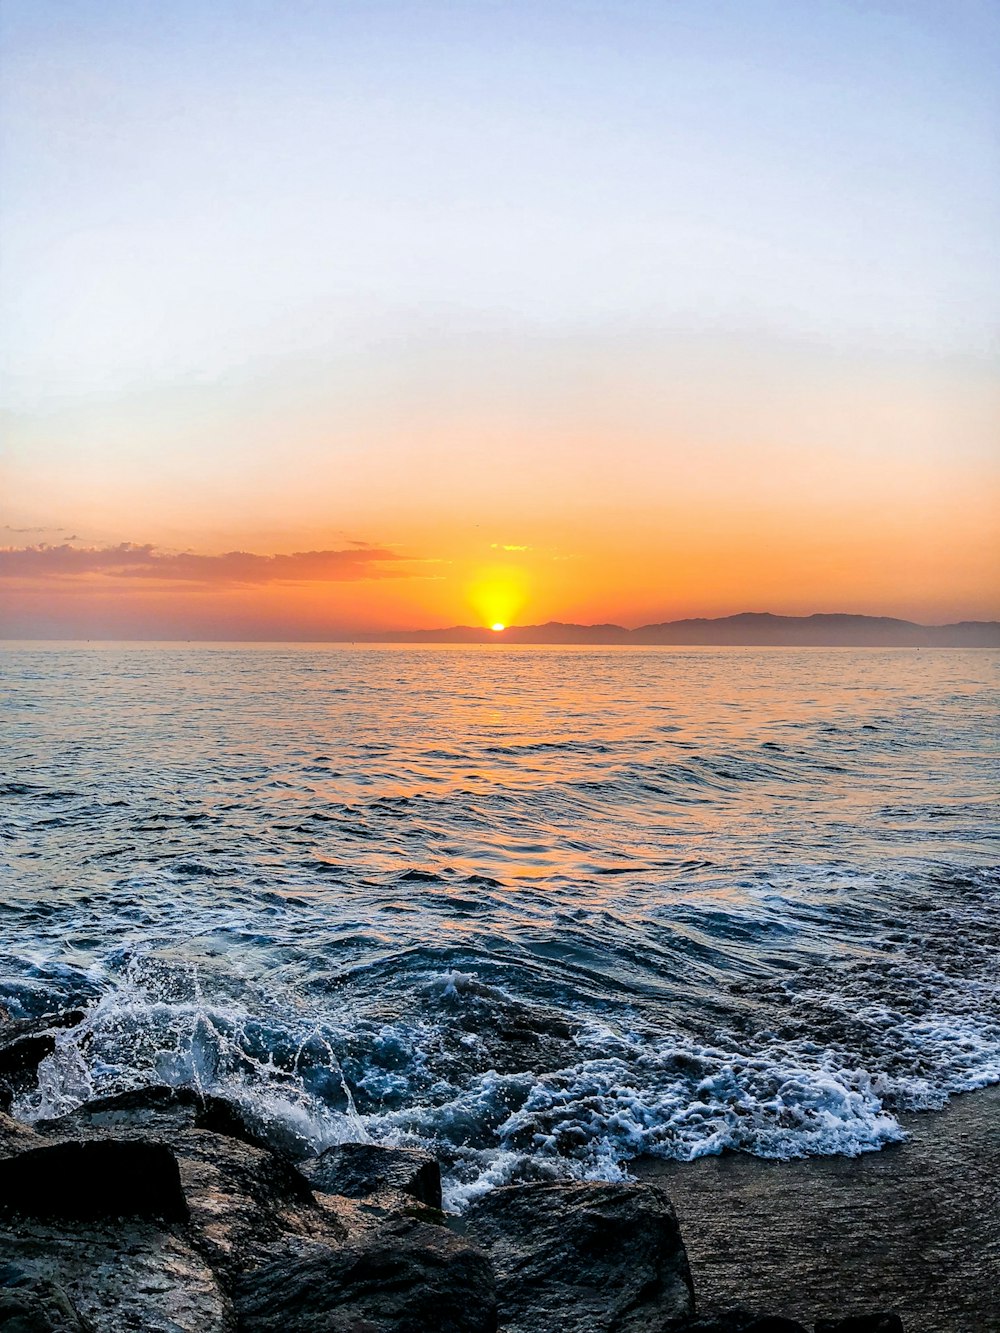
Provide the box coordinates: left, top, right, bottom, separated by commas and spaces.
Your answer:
2, 4, 998, 636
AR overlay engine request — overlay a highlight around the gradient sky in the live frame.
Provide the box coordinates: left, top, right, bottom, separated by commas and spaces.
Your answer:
1, 0, 998, 636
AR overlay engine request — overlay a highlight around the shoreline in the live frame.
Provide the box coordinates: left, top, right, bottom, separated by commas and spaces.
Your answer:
2, 1005, 995, 1329
634, 1084, 1000, 1331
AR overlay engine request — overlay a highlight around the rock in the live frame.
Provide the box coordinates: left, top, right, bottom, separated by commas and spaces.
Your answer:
668, 1313, 757, 1332
168, 1127, 334, 1277
671, 1317, 807, 1333
0, 1109, 38, 1155
35, 1084, 273, 1153
0, 1263, 91, 1332
815, 1317, 905, 1333
35, 1090, 339, 1279
0, 1013, 86, 1084
0, 1139, 189, 1222
1, 1221, 230, 1332
745, 1320, 809, 1333
234, 1217, 497, 1332
301, 1142, 443, 1209
463, 1180, 694, 1333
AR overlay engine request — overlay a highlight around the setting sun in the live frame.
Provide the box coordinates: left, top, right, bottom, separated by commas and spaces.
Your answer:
491, 622, 505, 632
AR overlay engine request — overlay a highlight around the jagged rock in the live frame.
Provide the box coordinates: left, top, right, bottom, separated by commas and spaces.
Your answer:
36, 1085, 272, 1153
0, 1140, 188, 1221
35, 1089, 337, 1276
0, 1109, 38, 1155
169, 1127, 336, 1277
234, 1217, 497, 1332
0, 1262, 91, 1332
815, 1317, 904, 1333
0, 1013, 87, 1110
745, 1320, 809, 1333
1, 1222, 231, 1332
301, 1142, 443, 1209
463, 1180, 694, 1333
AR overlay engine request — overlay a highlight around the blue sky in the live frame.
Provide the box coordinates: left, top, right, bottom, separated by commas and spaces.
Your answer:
3, 0, 997, 401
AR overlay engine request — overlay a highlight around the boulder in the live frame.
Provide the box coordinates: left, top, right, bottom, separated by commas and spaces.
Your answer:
0, 1222, 231, 1332
149, 1127, 332, 1279
35, 1089, 335, 1275
0, 1109, 38, 1155
36, 1084, 273, 1153
0, 1263, 90, 1332
463, 1180, 694, 1333
0, 1140, 188, 1222
301, 1142, 442, 1209
0, 1012, 86, 1084
234, 1217, 497, 1332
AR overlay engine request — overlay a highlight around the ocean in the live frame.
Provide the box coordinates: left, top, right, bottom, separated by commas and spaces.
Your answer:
1, 644, 997, 1210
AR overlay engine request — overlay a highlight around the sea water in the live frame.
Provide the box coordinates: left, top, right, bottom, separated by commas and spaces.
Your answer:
1, 644, 997, 1209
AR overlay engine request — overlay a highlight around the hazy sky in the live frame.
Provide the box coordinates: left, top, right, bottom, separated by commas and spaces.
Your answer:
1, 0, 998, 635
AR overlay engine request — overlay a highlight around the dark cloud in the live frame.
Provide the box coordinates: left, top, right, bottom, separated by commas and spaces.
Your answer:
0, 542, 409, 584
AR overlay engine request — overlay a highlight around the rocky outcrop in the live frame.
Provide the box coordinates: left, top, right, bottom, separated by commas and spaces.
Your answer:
0, 1264, 91, 1333
0, 1010, 86, 1111
0, 1139, 188, 1221
36, 1085, 273, 1152
463, 1179, 695, 1333
234, 1219, 497, 1333
302, 1141, 443, 1209
0, 1064, 910, 1333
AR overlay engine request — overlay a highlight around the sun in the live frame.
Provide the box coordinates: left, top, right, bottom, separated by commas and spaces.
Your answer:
491, 622, 505, 632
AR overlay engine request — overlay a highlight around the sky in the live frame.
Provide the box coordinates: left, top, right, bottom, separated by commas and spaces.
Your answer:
1, 0, 998, 637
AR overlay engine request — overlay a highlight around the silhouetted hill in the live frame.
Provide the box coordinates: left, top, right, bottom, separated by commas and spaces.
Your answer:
361, 613, 1000, 647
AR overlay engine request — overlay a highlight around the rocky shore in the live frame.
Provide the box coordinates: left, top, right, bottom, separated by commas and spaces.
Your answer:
1, 1010, 907, 1332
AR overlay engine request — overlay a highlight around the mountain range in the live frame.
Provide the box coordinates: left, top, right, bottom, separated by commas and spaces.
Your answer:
357, 612, 1000, 647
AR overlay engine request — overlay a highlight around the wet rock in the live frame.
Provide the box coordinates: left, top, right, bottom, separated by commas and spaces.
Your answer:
0, 1263, 90, 1332
301, 1142, 443, 1209
814, 1317, 904, 1333
0, 1012, 86, 1098
234, 1217, 497, 1332
0, 1140, 188, 1222
35, 1091, 334, 1275
463, 1180, 694, 1333
151, 1127, 331, 1279
1, 1221, 231, 1332
36, 1085, 272, 1153
745, 1320, 809, 1333
671, 1317, 808, 1333
0, 1109, 38, 1155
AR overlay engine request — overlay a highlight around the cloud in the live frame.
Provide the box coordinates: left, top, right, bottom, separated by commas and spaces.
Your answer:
490, 543, 530, 552
0, 542, 410, 584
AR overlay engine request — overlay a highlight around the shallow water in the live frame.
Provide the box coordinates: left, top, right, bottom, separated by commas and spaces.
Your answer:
1, 645, 997, 1208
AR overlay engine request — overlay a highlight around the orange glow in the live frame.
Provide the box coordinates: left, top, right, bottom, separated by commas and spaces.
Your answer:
2, 340, 998, 635
466, 567, 530, 632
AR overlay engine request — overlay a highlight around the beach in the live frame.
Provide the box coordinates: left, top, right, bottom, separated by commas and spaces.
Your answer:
638, 1085, 1000, 1330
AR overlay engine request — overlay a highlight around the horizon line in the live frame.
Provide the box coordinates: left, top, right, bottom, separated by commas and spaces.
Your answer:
2, 610, 998, 648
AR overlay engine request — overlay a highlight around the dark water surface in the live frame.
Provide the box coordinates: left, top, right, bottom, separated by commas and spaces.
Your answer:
1, 645, 997, 1208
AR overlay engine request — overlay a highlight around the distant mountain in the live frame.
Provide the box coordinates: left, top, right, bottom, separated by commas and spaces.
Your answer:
360, 613, 1000, 647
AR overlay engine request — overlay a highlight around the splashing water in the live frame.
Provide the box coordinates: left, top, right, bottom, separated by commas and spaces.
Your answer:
2, 644, 997, 1207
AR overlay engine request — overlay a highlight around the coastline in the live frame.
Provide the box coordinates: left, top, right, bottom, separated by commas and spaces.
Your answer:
1, 1004, 995, 1329
635, 1085, 1000, 1332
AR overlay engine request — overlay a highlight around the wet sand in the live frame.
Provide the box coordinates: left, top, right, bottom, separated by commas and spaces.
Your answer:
635, 1086, 1000, 1331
